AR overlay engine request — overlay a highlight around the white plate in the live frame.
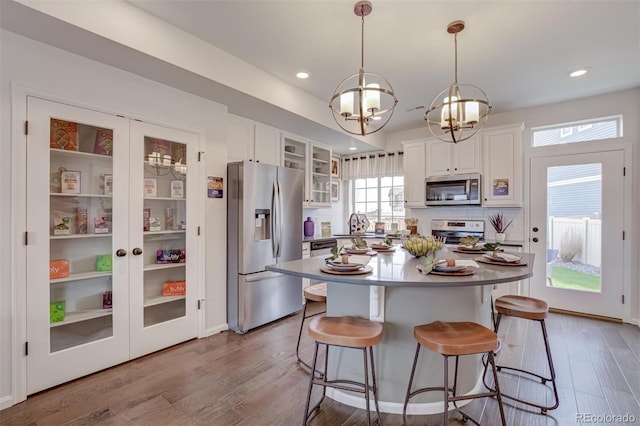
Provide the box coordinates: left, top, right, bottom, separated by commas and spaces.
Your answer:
482, 253, 522, 263
433, 265, 467, 272
344, 248, 370, 254
325, 261, 365, 271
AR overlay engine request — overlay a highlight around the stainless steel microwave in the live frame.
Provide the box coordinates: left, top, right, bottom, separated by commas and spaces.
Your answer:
425, 173, 481, 206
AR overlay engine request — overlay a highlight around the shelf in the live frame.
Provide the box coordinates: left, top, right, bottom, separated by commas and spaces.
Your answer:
312, 158, 329, 164
143, 196, 185, 201
50, 149, 112, 162
50, 193, 112, 199
50, 271, 112, 284
312, 190, 329, 194
144, 295, 186, 308
144, 263, 186, 271
312, 172, 329, 178
284, 151, 304, 159
51, 233, 112, 240
143, 230, 186, 240
50, 308, 113, 328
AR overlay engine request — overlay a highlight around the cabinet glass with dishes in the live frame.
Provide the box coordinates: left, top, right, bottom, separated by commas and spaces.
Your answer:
25, 97, 199, 394
282, 133, 331, 207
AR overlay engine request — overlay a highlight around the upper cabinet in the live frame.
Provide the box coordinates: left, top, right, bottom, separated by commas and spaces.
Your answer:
482, 124, 524, 207
227, 114, 280, 166
402, 140, 427, 208
282, 133, 331, 207
426, 136, 481, 177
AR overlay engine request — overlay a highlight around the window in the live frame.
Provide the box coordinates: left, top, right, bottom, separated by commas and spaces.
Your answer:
532, 116, 621, 147
353, 176, 405, 232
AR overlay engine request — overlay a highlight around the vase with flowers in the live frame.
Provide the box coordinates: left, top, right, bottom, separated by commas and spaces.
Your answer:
487, 212, 513, 243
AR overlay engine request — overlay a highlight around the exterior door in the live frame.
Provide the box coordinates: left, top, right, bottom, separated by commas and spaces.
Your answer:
529, 151, 624, 319
26, 97, 130, 394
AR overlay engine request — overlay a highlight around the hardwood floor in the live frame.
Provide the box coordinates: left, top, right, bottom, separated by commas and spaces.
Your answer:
2, 304, 639, 425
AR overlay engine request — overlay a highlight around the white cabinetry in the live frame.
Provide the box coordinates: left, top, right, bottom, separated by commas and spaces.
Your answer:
426, 136, 481, 177
402, 141, 427, 207
302, 242, 310, 301
482, 124, 524, 207
227, 114, 280, 166
25, 97, 199, 394
282, 133, 331, 207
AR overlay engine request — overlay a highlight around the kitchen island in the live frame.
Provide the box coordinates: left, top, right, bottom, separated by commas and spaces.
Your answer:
266, 248, 534, 415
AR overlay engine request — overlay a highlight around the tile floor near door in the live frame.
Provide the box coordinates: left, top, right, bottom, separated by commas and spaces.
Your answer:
1, 303, 639, 425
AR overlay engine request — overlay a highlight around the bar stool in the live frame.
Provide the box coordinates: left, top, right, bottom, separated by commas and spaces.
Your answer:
303, 315, 383, 426
484, 295, 559, 414
296, 283, 327, 373
403, 321, 506, 426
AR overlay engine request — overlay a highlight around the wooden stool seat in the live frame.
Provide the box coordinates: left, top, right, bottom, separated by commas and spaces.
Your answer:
484, 295, 559, 413
309, 316, 383, 348
495, 295, 548, 320
303, 283, 327, 302
404, 320, 506, 426
304, 315, 383, 425
414, 321, 498, 356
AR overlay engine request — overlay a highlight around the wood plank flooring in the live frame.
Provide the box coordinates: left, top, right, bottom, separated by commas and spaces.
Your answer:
2, 304, 639, 425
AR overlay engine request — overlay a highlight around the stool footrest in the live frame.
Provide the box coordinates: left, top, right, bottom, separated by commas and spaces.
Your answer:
312, 378, 373, 395
496, 364, 553, 383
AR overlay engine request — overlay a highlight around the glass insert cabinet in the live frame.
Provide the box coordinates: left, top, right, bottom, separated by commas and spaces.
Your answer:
25, 97, 199, 394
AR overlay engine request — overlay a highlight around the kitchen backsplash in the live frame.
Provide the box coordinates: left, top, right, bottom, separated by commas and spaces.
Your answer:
303, 182, 349, 236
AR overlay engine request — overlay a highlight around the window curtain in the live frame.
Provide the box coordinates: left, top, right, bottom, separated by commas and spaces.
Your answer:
342, 151, 404, 180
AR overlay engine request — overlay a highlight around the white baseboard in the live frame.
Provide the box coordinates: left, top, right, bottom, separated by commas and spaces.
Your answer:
203, 323, 228, 337
0, 394, 15, 410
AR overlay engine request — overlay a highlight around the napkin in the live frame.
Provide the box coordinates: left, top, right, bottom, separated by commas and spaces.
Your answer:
485, 252, 521, 263
454, 259, 480, 268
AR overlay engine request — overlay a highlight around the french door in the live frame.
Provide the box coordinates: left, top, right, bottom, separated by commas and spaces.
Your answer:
529, 151, 624, 319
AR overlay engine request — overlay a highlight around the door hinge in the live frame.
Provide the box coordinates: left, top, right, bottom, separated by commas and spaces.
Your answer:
24, 231, 28, 245
197, 226, 201, 236
622, 295, 625, 304
25, 341, 29, 356
24, 120, 29, 135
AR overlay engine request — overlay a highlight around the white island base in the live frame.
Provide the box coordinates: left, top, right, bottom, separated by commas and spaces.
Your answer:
324, 283, 493, 415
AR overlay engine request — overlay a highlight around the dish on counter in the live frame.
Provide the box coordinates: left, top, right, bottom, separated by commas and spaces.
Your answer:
482, 252, 522, 263
343, 247, 370, 254
433, 264, 467, 272
325, 261, 365, 271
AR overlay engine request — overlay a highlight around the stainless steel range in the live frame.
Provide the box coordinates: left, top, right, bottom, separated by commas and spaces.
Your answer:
431, 219, 485, 245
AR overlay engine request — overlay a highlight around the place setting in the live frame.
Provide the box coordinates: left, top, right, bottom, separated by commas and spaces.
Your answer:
321, 259, 373, 275
451, 236, 486, 254
417, 258, 479, 276
475, 251, 527, 266
369, 242, 395, 253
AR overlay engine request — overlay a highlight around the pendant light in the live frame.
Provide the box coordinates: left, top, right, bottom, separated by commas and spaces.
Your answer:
329, 1, 398, 136
425, 20, 491, 143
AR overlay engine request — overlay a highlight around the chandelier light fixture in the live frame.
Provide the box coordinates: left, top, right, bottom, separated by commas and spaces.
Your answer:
425, 20, 491, 143
329, 1, 398, 136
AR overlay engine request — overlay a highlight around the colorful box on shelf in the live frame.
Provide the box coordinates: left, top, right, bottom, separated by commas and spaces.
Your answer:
50, 119, 78, 151
50, 300, 65, 323
93, 128, 113, 156
162, 280, 186, 296
102, 291, 112, 309
49, 259, 69, 279
156, 249, 186, 264
96, 254, 112, 272
53, 216, 71, 235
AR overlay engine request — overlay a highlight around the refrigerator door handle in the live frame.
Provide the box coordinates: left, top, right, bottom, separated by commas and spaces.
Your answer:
276, 179, 284, 258
271, 180, 278, 258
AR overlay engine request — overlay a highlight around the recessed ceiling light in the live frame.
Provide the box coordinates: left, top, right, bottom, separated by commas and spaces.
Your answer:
349, 146, 357, 151
569, 69, 588, 78
296, 72, 309, 79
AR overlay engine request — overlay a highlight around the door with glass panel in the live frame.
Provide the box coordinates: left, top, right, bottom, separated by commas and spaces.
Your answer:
26, 97, 130, 394
529, 151, 624, 319
128, 121, 198, 359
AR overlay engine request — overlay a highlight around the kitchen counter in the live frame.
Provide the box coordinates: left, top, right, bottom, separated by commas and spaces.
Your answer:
267, 248, 534, 415
303, 233, 403, 243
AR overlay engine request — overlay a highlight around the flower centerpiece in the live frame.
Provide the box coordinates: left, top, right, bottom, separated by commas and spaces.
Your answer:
402, 235, 445, 272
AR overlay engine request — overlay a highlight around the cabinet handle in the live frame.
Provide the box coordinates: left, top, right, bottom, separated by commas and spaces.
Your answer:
484, 198, 488, 201
454, 168, 458, 171
132, 247, 143, 255
116, 249, 127, 257
532, 227, 539, 232
532, 237, 539, 243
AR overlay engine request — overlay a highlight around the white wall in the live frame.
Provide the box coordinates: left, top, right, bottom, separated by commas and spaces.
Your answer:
0, 30, 229, 406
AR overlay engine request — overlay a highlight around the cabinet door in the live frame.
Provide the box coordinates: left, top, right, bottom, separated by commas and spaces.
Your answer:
227, 114, 254, 162
403, 141, 427, 207
452, 135, 481, 174
26, 97, 130, 394
254, 123, 280, 166
309, 143, 331, 207
282, 134, 309, 204
129, 121, 199, 359
425, 140, 452, 176
482, 126, 523, 207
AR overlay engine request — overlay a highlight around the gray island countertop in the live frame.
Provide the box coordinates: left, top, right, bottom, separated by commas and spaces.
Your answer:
267, 248, 534, 287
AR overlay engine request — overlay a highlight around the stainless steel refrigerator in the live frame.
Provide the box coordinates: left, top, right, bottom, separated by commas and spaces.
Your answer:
227, 161, 304, 334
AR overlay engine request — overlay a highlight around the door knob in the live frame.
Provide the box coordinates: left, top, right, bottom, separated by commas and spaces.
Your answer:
132, 248, 143, 255
116, 249, 127, 257
532, 237, 539, 243
532, 227, 539, 232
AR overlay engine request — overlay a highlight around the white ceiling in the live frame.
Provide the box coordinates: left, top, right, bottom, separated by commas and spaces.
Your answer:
126, 0, 640, 136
